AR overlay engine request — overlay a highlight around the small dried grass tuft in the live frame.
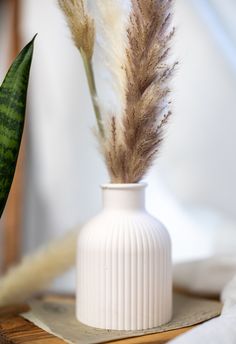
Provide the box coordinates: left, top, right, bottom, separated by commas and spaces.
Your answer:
58, 0, 95, 60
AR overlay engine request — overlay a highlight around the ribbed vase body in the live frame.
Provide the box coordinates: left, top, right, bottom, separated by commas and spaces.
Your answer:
76, 183, 172, 330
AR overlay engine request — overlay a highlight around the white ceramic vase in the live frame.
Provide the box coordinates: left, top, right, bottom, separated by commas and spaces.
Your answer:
76, 183, 172, 330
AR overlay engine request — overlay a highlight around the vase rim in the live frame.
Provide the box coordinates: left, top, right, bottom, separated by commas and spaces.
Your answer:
101, 182, 147, 190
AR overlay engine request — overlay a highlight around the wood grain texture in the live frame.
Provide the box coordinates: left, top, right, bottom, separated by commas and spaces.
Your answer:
0, 316, 64, 343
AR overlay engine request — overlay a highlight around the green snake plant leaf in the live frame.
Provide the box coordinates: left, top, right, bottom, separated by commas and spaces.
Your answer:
0, 35, 36, 218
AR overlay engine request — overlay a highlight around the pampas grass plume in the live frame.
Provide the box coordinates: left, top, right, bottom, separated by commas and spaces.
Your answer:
0, 229, 78, 306
91, 0, 130, 120
58, 0, 95, 60
58, 0, 177, 183
103, 0, 177, 183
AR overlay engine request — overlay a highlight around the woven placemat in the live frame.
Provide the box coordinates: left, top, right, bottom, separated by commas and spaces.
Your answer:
22, 292, 222, 344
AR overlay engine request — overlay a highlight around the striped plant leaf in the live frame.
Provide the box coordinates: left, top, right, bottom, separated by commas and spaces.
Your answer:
0, 36, 35, 218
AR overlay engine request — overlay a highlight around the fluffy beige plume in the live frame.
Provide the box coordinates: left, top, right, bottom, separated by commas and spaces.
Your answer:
104, 0, 177, 183
58, 0, 176, 183
58, 0, 94, 60
90, 0, 130, 121
0, 229, 78, 306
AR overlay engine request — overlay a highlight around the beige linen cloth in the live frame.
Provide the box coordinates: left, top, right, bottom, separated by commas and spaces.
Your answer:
22, 292, 221, 344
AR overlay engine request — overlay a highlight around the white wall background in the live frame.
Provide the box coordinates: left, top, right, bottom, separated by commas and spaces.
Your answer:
162, 0, 236, 217
18, 0, 236, 291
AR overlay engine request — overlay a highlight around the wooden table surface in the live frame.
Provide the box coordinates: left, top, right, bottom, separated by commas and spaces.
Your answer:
0, 302, 194, 344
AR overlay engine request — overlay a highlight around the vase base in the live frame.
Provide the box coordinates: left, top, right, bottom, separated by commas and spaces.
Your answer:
76, 312, 173, 331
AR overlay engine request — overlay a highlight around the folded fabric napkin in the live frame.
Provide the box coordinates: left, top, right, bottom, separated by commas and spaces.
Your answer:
170, 255, 236, 343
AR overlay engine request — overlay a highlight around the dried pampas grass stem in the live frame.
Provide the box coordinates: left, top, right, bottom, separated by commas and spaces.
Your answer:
104, 0, 177, 183
0, 229, 78, 306
59, 0, 177, 183
58, 0, 104, 137
58, 0, 94, 59
92, 0, 129, 119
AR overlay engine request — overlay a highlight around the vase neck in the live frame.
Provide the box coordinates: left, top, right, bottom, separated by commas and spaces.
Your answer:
101, 183, 146, 211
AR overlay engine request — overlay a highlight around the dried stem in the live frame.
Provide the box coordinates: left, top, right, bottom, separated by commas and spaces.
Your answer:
103, 0, 177, 183
59, 0, 176, 183
58, 0, 104, 137
80, 49, 104, 137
